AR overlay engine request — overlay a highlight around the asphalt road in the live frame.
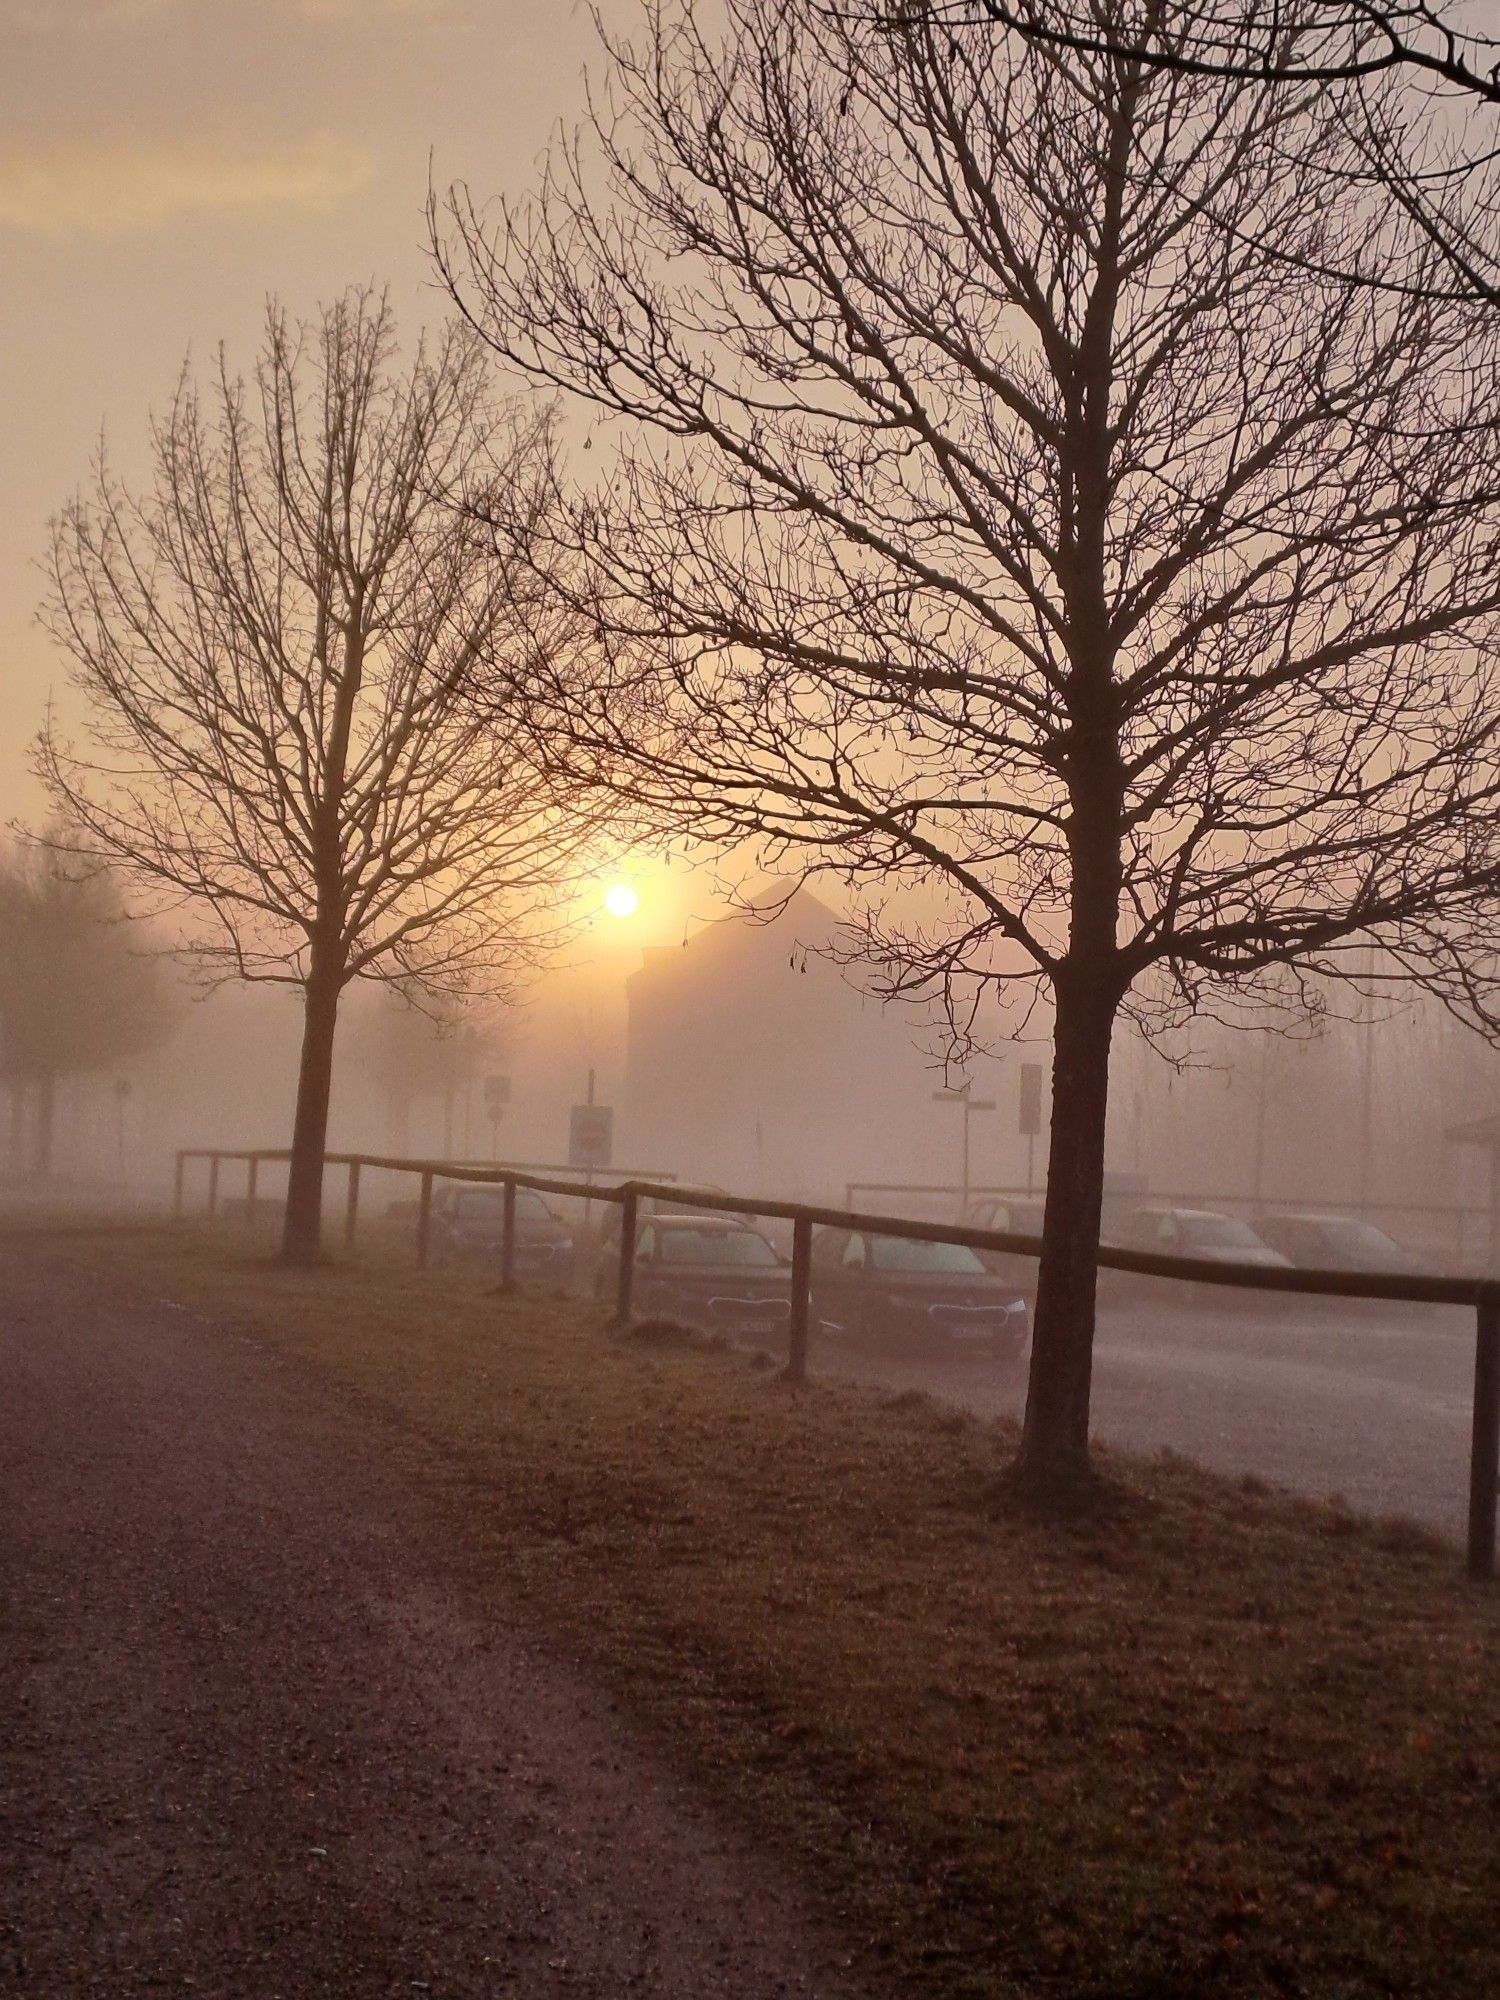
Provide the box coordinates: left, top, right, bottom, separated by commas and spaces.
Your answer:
0, 1246, 879, 2000
814, 1288, 1478, 1540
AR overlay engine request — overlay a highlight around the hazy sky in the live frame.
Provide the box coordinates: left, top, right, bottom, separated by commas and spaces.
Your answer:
0, 0, 612, 827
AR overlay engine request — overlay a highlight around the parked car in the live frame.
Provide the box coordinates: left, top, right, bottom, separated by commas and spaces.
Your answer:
605, 1213, 792, 1340
1252, 1212, 1420, 1276
1114, 1206, 1293, 1271
810, 1226, 1030, 1362
962, 1196, 1045, 1293
434, 1184, 575, 1281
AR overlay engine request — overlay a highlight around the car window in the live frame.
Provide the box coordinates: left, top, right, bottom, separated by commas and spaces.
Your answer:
657, 1227, 781, 1267
1317, 1218, 1403, 1258
516, 1190, 554, 1223
635, 1222, 655, 1260
867, 1235, 986, 1275
813, 1228, 848, 1267
455, 1188, 500, 1219
841, 1234, 867, 1269
1178, 1214, 1268, 1251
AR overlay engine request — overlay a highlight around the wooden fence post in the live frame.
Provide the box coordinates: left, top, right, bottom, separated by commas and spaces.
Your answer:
1468, 1295, 1500, 1580
172, 1151, 185, 1217
416, 1172, 433, 1268
615, 1188, 639, 1323
344, 1160, 361, 1254
500, 1178, 517, 1291
786, 1213, 812, 1384
206, 1154, 220, 1220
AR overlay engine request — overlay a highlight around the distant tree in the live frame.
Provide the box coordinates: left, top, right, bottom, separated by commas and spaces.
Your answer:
438, 0, 1500, 1497
0, 844, 171, 1176
40, 289, 594, 1264
349, 987, 509, 1158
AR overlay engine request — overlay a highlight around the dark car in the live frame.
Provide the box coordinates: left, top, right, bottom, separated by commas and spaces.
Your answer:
609, 1213, 792, 1340
1253, 1212, 1419, 1275
435, 1184, 575, 1282
962, 1196, 1045, 1294
811, 1226, 1029, 1363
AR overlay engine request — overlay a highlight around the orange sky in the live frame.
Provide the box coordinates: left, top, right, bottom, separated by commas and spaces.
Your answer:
0, 0, 613, 832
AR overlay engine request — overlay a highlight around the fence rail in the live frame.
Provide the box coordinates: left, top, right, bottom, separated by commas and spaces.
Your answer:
174, 1145, 1500, 1582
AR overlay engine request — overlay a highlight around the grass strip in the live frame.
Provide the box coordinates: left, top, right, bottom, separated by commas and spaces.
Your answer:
28, 1223, 1500, 2000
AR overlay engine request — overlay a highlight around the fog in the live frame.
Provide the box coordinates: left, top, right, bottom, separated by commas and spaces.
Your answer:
9, 874, 1499, 1270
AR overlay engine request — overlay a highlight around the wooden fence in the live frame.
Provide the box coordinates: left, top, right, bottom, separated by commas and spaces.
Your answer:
174, 1146, 1500, 1583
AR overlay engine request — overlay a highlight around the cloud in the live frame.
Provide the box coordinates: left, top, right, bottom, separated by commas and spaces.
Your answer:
5, 0, 177, 27
0, 134, 373, 236
6, 0, 465, 24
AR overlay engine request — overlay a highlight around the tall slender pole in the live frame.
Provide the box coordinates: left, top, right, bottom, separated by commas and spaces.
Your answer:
344, 1159, 361, 1253
615, 1187, 638, 1323
501, 1177, 517, 1292
416, 1171, 433, 1267
786, 1213, 813, 1384
207, 1154, 220, 1219
1468, 1296, 1500, 1580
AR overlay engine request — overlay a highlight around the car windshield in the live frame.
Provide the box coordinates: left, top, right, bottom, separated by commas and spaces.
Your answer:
867, 1236, 986, 1275
1306, 1218, 1404, 1259
1181, 1215, 1268, 1251
455, 1188, 553, 1223
656, 1227, 781, 1267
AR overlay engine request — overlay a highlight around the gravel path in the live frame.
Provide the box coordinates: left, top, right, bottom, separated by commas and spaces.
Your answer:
0, 1246, 881, 2000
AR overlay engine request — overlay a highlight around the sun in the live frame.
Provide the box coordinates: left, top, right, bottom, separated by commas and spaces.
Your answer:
603, 882, 639, 919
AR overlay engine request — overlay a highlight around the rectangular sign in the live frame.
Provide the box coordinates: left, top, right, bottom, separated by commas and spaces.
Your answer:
568, 1103, 614, 1169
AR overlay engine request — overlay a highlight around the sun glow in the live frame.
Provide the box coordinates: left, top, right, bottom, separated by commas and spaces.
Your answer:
603, 882, 639, 919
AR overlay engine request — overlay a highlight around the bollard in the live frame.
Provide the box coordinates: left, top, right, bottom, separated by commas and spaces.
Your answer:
500, 1178, 517, 1291
1468, 1296, 1500, 1580
247, 1155, 259, 1218
615, 1188, 639, 1323
173, 1151, 186, 1217
344, 1159, 361, 1254
416, 1171, 433, 1268
786, 1213, 812, 1384
206, 1154, 220, 1219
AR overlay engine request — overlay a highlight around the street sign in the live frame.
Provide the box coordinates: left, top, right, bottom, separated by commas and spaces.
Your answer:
1019, 1064, 1044, 1136
568, 1103, 614, 1169
483, 1074, 511, 1114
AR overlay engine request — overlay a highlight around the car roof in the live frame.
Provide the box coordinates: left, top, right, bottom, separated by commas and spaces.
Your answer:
1134, 1206, 1249, 1225
1268, 1212, 1388, 1230
653, 1212, 762, 1230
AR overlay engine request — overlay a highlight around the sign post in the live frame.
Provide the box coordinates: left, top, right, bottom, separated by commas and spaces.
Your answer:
483, 1074, 510, 1161
1018, 1062, 1045, 1194
932, 1083, 996, 1207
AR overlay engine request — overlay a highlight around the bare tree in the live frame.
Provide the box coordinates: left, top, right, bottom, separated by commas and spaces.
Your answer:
860, 1, 1500, 305
438, 0, 1500, 1495
0, 843, 173, 1177
40, 289, 590, 1263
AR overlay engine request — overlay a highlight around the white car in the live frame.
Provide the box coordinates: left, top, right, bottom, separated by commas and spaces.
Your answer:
1116, 1207, 1293, 1271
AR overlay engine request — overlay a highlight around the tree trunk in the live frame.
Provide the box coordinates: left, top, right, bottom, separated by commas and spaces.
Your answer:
1015, 970, 1118, 1500
32, 1071, 56, 1179
280, 969, 342, 1265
